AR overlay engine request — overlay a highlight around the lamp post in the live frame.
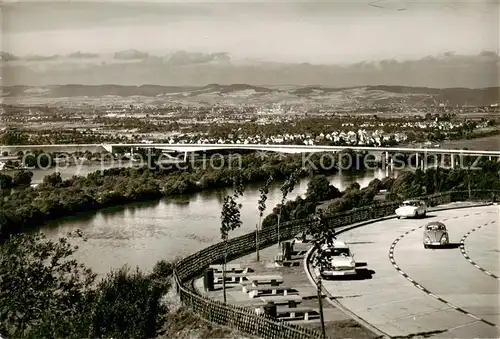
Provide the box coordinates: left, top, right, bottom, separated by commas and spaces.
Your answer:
317, 276, 326, 339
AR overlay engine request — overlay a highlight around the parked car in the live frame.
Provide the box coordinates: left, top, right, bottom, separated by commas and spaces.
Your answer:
319, 240, 357, 277
293, 230, 315, 244
423, 221, 449, 248
396, 200, 427, 219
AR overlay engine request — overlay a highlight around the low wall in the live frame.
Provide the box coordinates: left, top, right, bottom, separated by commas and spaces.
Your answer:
173, 189, 499, 339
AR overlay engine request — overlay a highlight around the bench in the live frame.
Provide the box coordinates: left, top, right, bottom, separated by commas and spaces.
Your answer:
254, 295, 303, 308
276, 307, 319, 321
244, 285, 294, 298
239, 281, 283, 292
213, 272, 248, 284
209, 264, 248, 274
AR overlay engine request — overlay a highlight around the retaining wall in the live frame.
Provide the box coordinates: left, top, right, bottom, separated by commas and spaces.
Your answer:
173, 190, 499, 339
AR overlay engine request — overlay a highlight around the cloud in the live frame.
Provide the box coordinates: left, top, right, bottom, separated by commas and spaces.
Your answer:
67, 51, 99, 59
1, 50, 498, 88
113, 49, 149, 60
0, 52, 19, 61
166, 51, 231, 66
23, 54, 60, 61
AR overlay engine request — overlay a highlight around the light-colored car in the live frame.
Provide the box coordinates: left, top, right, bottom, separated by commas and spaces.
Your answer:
396, 200, 427, 219
293, 231, 315, 244
320, 240, 357, 277
423, 221, 449, 248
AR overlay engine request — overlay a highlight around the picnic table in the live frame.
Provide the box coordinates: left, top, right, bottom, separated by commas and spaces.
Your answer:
209, 264, 246, 273
244, 284, 294, 298
213, 272, 248, 284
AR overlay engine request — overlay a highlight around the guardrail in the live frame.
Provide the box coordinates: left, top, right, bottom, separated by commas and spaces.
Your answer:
172, 190, 499, 339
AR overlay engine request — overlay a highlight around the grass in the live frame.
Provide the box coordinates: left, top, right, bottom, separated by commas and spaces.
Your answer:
159, 308, 258, 339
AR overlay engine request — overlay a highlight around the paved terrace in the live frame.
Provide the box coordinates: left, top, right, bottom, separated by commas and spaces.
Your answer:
194, 241, 377, 339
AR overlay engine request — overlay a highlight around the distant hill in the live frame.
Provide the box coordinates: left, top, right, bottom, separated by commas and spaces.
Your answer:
1, 84, 499, 107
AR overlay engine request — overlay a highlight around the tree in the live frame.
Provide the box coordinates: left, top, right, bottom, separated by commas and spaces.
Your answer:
90, 265, 169, 338
277, 169, 301, 247
306, 175, 331, 202
0, 173, 13, 190
256, 175, 273, 261
0, 232, 97, 338
307, 210, 334, 339
220, 176, 245, 303
43, 172, 63, 187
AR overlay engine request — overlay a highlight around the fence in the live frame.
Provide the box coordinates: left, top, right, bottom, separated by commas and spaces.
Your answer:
173, 189, 499, 339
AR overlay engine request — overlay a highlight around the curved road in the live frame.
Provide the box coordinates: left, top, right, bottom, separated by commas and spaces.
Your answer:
319, 205, 500, 338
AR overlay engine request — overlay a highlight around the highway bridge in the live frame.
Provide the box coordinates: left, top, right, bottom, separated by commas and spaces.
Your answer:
307, 204, 500, 338
2, 143, 500, 156
2, 143, 499, 171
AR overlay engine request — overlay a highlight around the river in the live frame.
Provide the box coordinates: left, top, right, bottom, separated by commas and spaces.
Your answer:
37, 166, 393, 278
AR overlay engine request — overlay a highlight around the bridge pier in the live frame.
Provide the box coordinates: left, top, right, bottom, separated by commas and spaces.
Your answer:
450, 154, 455, 169
383, 152, 394, 177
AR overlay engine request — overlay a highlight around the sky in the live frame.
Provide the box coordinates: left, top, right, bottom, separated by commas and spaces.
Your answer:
1, 0, 499, 64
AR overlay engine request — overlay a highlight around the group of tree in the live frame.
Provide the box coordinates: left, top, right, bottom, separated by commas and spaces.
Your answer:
0, 128, 135, 145
261, 175, 387, 228
0, 231, 175, 338
262, 158, 500, 228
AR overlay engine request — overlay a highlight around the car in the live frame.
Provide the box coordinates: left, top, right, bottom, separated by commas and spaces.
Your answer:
319, 240, 357, 277
292, 230, 315, 244
423, 221, 449, 248
395, 200, 427, 219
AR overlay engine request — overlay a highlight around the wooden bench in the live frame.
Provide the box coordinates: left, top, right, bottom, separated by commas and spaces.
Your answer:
276, 307, 320, 321
244, 285, 294, 298
213, 272, 248, 284
209, 264, 248, 274
254, 295, 303, 309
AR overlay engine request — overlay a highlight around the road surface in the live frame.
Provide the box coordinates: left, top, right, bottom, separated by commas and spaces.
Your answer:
318, 205, 499, 338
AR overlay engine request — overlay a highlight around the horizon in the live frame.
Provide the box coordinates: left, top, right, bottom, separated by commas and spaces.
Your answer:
1, 83, 500, 90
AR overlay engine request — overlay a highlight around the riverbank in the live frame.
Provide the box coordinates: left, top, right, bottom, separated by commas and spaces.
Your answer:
0, 151, 377, 241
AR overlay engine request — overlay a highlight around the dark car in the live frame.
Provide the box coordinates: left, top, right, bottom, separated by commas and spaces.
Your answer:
423, 221, 449, 248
